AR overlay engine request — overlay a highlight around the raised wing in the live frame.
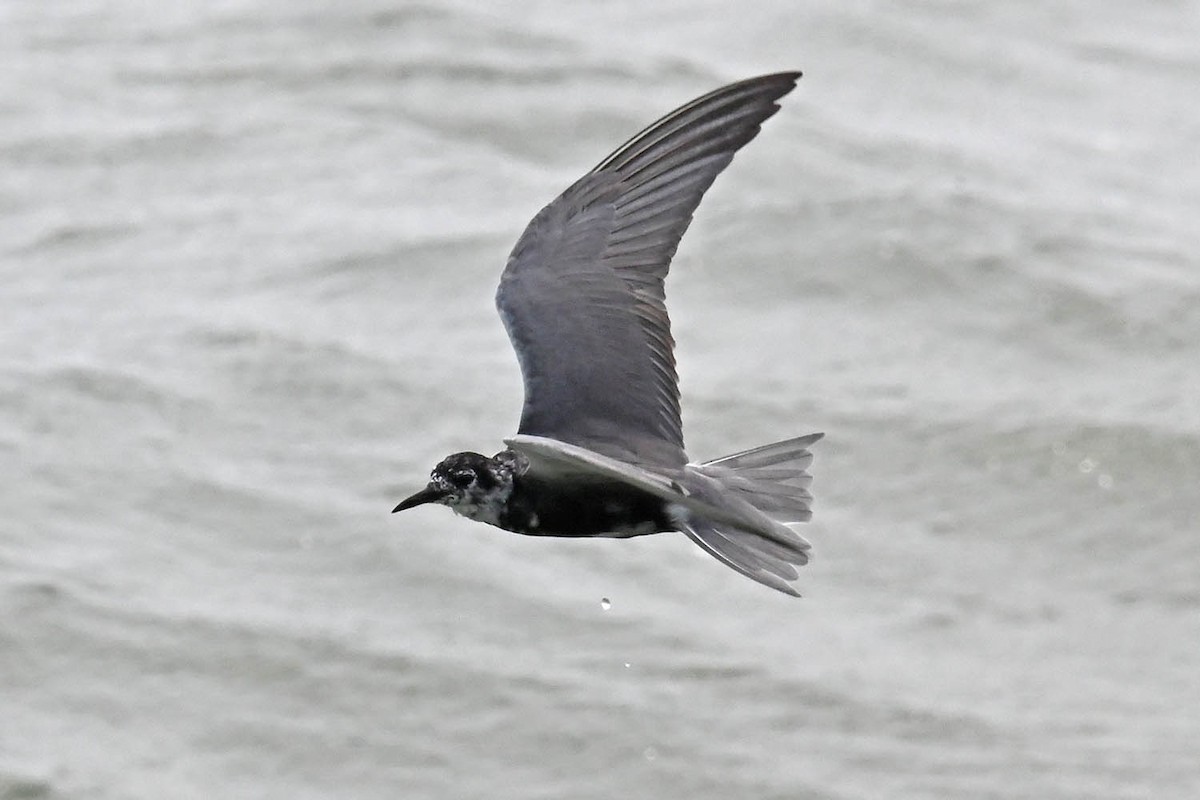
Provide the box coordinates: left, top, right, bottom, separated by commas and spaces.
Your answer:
495, 72, 801, 467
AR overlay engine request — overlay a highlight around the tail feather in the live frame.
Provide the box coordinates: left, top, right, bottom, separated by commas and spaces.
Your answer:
679, 519, 803, 597
702, 433, 822, 469
696, 432, 822, 524
677, 432, 823, 597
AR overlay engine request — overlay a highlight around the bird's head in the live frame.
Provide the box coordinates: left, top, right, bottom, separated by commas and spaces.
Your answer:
392, 450, 519, 525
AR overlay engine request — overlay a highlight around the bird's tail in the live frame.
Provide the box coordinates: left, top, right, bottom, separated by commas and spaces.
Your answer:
675, 433, 824, 597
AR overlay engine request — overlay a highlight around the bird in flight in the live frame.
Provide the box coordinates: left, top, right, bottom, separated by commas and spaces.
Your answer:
394, 72, 823, 596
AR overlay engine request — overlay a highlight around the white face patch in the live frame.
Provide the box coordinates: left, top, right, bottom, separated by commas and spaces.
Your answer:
423, 452, 518, 530
444, 482, 512, 528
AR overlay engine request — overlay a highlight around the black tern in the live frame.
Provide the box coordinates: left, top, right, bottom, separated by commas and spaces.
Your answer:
394, 71, 824, 596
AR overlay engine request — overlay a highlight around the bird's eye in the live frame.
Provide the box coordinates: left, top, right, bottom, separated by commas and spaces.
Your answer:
450, 470, 475, 488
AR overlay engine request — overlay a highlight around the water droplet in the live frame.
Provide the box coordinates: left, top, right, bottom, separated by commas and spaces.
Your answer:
643, 746, 658, 761
1078, 458, 1096, 474
1098, 473, 1114, 490
600, 597, 611, 611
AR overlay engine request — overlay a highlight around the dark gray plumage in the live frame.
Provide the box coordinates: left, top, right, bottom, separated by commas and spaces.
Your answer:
497, 71, 801, 467
395, 72, 825, 596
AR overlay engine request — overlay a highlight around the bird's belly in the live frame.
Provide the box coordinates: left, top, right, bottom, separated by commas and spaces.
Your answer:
501, 481, 671, 538
593, 519, 663, 539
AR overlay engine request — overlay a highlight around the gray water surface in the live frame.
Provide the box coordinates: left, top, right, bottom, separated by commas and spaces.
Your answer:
4, 2, 1199, 798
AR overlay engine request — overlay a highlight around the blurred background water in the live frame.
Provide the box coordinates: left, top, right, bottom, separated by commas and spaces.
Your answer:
3, 1, 1199, 798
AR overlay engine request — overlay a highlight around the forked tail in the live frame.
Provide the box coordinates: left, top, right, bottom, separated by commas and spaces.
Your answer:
676, 433, 824, 596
